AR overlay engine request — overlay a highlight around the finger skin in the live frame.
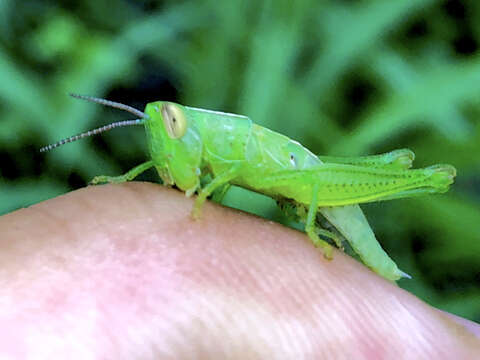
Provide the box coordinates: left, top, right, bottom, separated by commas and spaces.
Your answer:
0, 183, 478, 359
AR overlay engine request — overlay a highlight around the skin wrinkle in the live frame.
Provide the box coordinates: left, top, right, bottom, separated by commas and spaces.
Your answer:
173, 289, 313, 358
0, 183, 479, 359
313, 280, 382, 357
361, 295, 425, 356
344, 285, 423, 356
195, 211, 389, 357
201, 219, 333, 319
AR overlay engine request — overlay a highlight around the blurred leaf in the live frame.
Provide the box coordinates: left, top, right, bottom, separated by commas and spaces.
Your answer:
331, 57, 480, 155
410, 195, 480, 264
373, 49, 473, 142
304, 0, 436, 97
0, 179, 69, 215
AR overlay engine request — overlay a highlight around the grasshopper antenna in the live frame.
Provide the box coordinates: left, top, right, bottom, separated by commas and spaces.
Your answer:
69, 93, 147, 119
40, 119, 145, 152
40, 94, 148, 152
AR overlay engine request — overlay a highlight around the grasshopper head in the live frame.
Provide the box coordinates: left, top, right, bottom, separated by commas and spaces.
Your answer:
40, 94, 204, 195
144, 101, 203, 194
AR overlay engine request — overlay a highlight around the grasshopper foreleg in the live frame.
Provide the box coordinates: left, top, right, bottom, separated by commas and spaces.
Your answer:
90, 160, 154, 185
192, 164, 242, 219
210, 183, 231, 203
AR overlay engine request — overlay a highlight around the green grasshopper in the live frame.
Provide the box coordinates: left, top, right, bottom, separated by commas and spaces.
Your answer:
40, 94, 456, 281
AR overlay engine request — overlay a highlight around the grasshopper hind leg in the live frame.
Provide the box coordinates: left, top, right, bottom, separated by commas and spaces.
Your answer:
306, 184, 335, 258
315, 226, 345, 251
277, 192, 344, 258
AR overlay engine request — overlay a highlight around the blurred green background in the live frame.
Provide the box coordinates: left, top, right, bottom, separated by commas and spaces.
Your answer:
0, 1, 479, 321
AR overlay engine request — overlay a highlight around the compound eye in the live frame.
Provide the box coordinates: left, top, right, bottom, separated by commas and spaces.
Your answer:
161, 103, 187, 139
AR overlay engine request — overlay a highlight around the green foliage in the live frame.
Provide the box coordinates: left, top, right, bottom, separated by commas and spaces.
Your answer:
0, 0, 479, 321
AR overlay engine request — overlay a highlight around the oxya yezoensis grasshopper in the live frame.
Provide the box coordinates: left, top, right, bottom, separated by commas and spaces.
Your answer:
40, 94, 456, 281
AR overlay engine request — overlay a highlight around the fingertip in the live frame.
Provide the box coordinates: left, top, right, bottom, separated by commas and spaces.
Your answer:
2, 183, 479, 358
